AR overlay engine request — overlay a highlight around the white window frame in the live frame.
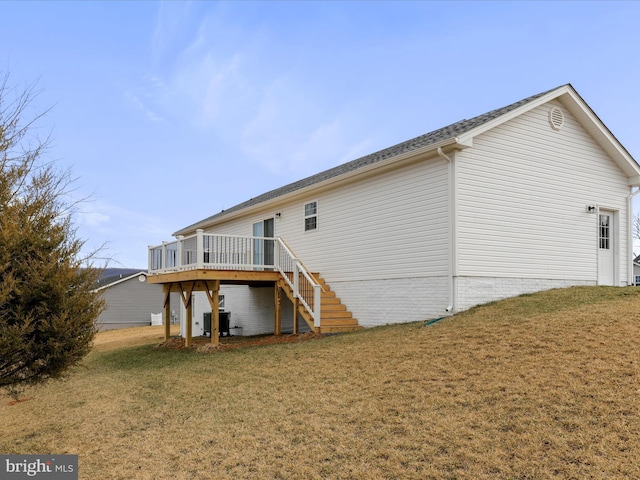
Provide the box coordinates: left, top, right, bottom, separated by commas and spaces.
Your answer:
598, 214, 611, 250
303, 200, 318, 232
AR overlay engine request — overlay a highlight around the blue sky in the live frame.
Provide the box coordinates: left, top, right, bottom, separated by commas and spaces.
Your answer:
2, 1, 640, 267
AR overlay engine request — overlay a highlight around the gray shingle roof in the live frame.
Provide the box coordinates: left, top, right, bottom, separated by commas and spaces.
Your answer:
177, 85, 564, 234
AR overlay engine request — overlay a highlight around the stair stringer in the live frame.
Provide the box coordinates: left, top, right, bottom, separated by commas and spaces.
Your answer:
277, 274, 363, 334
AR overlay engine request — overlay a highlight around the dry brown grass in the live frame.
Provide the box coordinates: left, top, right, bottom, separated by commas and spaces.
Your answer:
1, 286, 639, 479
92, 325, 180, 351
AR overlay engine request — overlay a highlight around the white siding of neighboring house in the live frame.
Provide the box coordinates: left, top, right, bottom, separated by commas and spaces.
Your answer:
455, 99, 630, 309
201, 155, 452, 326
96, 277, 166, 331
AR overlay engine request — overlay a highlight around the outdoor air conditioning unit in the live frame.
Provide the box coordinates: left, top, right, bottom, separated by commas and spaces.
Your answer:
203, 311, 231, 337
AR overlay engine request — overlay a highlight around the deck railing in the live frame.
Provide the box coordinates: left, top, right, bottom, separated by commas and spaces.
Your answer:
148, 230, 321, 327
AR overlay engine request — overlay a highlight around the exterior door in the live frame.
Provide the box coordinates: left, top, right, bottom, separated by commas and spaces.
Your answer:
253, 218, 275, 268
598, 211, 615, 285
263, 218, 274, 266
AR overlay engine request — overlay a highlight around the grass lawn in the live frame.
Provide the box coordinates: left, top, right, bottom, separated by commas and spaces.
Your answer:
1, 286, 639, 479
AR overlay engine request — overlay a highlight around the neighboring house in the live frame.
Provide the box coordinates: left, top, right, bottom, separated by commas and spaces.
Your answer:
147, 84, 640, 343
633, 255, 640, 285
94, 270, 180, 331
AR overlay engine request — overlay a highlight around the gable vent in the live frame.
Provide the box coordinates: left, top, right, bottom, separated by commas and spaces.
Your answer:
548, 106, 564, 130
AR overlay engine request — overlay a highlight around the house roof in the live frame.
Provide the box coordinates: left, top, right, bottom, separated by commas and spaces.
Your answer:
175, 84, 640, 236
93, 270, 148, 292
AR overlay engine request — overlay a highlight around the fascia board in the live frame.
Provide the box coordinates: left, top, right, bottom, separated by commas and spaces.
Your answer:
455, 84, 640, 181
175, 138, 459, 235
627, 176, 640, 187
557, 90, 640, 179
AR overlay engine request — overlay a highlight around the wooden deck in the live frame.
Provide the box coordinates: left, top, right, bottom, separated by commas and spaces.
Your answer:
146, 269, 280, 286
146, 268, 362, 345
148, 234, 363, 342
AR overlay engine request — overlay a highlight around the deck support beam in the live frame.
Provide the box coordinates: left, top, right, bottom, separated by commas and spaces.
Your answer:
163, 284, 171, 341
185, 300, 192, 347
203, 280, 220, 345
293, 296, 299, 335
274, 281, 282, 335
178, 282, 196, 347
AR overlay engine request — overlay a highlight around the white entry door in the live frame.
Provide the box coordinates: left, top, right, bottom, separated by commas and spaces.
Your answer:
598, 211, 615, 285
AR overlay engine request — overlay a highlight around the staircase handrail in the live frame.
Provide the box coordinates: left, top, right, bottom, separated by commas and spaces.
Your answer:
275, 237, 322, 328
276, 237, 325, 291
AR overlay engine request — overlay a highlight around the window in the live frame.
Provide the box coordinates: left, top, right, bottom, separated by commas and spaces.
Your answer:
635, 276, 640, 286
599, 214, 610, 250
304, 201, 318, 231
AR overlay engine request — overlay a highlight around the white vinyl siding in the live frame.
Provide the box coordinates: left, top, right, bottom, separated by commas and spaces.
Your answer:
186, 286, 301, 337
204, 218, 257, 237
280, 157, 450, 281
197, 156, 450, 283
456, 100, 629, 282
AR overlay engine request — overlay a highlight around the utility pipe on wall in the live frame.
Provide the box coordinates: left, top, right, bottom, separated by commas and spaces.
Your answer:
437, 147, 456, 313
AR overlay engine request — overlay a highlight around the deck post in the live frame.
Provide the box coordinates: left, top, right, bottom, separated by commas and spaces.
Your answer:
274, 238, 280, 271
274, 281, 282, 335
293, 296, 299, 335
293, 260, 300, 297
313, 284, 322, 329
163, 284, 171, 341
201, 280, 220, 346
185, 295, 192, 348
161, 241, 167, 272
196, 229, 204, 269
177, 236, 184, 269
211, 280, 220, 346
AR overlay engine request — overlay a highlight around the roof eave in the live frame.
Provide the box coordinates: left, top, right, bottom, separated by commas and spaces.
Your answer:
628, 176, 640, 187
93, 271, 148, 292
173, 137, 467, 236
173, 84, 640, 236
455, 85, 574, 145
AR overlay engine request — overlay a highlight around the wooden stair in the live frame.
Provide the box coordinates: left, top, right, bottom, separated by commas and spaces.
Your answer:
278, 274, 363, 334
